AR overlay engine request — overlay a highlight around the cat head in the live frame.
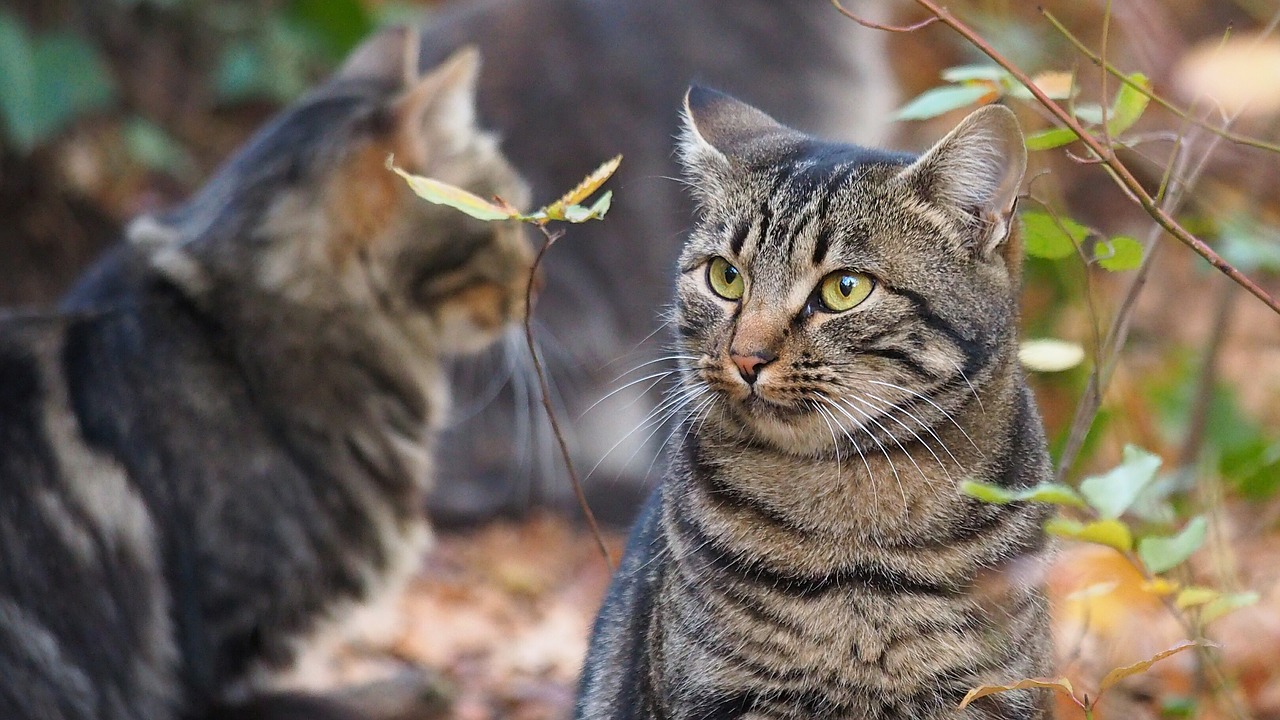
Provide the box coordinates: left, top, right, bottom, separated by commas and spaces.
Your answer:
674, 86, 1027, 456
130, 28, 533, 358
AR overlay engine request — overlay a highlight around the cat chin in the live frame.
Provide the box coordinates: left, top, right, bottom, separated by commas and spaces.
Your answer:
720, 400, 844, 457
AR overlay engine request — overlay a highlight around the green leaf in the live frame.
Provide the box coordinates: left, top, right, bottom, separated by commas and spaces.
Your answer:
1018, 338, 1085, 373
214, 41, 266, 101
1046, 517, 1134, 552
0, 12, 39, 152
1107, 72, 1151, 136
286, 0, 373, 58
960, 480, 1087, 509
31, 32, 115, 136
1025, 127, 1079, 151
1021, 210, 1088, 260
559, 191, 613, 223
1096, 235, 1144, 271
1201, 591, 1259, 623
388, 157, 520, 222
1080, 445, 1162, 519
940, 64, 1008, 83
894, 84, 994, 121
123, 117, 196, 178
1138, 515, 1208, 574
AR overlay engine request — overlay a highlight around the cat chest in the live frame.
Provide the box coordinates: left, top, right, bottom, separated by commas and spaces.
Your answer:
656, 573, 998, 716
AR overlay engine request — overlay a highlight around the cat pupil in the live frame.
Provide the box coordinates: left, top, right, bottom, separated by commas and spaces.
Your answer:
839, 275, 855, 296
723, 266, 738, 284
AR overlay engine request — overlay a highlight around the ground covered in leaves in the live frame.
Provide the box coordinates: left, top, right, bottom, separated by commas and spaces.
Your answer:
347, 512, 1280, 720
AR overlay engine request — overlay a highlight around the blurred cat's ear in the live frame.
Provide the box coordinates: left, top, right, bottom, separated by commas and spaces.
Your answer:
392, 45, 483, 166
896, 104, 1027, 257
336, 26, 419, 85
680, 86, 794, 205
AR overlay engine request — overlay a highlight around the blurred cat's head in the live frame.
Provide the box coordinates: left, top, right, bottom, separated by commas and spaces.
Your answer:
131, 28, 533, 358
673, 87, 1026, 456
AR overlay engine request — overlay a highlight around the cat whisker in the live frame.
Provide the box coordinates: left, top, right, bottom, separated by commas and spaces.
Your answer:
578, 369, 677, 420
862, 379, 981, 455
812, 396, 876, 488
820, 395, 906, 509
583, 383, 705, 483
647, 393, 716, 480
612, 388, 711, 484
608, 353, 700, 383
952, 361, 985, 415
844, 393, 955, 483
836, 396, 941, 495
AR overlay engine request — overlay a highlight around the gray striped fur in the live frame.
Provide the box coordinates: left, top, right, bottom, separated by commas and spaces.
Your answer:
0, 36, 531, 720
577, 89, 1053, 719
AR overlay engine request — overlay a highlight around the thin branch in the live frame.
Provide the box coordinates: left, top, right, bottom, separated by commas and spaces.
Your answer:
1043, 9, 1280, 156
829, 0, 937, 32
524, 225, 614, 569
903, 0, 1280, 316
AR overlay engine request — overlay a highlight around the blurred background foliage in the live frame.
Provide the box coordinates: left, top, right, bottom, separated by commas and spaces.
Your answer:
0, 0, 1278, 716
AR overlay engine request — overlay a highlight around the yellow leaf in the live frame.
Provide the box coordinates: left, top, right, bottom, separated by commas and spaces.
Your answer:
1174, 586, 1220, 610
1141, 578, 1180, 597
546, 155, 622, 215
958, 677, 1076, 710
1099, 640, 1212, 692
1065, 581, 1119, 602
1046, 517, 1133, 552
386, 156, 518, 222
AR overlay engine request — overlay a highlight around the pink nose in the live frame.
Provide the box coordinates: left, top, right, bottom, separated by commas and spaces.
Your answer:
731, 350, 776, 384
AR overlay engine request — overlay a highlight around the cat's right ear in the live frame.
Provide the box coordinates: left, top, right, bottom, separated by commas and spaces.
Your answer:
679, 86, 794, 206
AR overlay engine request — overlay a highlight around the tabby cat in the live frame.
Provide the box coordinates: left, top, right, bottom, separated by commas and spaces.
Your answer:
0, 30, 531, 720
576, 88, 1054, 719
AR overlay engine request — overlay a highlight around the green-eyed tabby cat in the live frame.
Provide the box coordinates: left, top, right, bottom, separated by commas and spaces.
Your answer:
0, 30, 531, 720
575, 88, 1053, 719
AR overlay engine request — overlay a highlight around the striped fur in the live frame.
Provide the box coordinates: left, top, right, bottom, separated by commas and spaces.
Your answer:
577, 89, 1053, 719
0, 34, 530, 720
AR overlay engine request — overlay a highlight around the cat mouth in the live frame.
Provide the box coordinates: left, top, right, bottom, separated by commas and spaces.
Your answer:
731, 390, 806, 419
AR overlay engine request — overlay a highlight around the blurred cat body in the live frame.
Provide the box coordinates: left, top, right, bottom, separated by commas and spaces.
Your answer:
410, 0, 899, 522
575, 89, 1053, 719
0, 32, 531, 720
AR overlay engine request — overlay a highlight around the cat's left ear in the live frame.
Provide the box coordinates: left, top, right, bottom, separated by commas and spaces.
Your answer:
897, 105, 1026, 258
392, 45, 484, 167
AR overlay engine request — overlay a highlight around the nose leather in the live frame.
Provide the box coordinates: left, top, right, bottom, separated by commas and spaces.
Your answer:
731, 349, 776, 384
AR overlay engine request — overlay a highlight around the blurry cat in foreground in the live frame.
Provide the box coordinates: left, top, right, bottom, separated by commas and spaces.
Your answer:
1, 31, 531, 720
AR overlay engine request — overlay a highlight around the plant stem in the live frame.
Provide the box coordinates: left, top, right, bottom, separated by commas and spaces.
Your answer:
524, 225, 614, 569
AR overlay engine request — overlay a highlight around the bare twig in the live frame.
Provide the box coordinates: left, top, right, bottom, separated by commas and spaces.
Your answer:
1043, 9, 1280, 156
524, 225, 615, 569
829, 0, 937, 32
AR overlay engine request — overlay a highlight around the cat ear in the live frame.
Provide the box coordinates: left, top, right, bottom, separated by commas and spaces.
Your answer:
392, 45, 483, 167
335, 26, 419, 85
679, 86, 796, 205
897, 104, 1026, 257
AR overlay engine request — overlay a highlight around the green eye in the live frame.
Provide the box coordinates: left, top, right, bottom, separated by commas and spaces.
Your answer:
818, 271, 874, 312
707, 257, 745, 300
